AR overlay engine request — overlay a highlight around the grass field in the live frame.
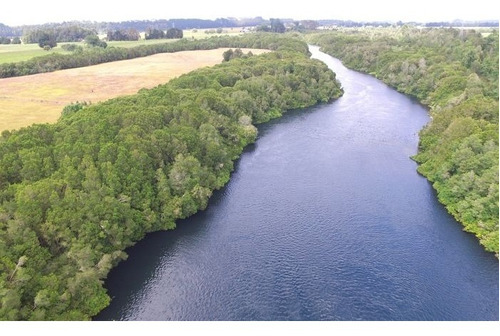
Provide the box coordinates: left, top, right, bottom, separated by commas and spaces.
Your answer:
0, 44, 72, 64
0, 47, 265, 132
0, 28, 246, 64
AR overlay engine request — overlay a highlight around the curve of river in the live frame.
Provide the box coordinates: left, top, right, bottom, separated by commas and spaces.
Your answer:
95, 46, 498, 321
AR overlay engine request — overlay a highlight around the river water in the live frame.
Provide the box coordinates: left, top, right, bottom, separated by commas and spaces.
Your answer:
95, 46, 499, 321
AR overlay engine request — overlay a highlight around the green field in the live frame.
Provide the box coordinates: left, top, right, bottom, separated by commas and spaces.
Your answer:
0, 28, 244, 64
0, 44, 72, 64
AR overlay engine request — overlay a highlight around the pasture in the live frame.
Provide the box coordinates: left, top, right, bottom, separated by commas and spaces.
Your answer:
0, 43, 72, 64
0, 48, 265, 132
0, 28, 246, 64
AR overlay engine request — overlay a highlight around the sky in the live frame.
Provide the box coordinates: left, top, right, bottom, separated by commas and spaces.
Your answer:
0, 0, 498, 26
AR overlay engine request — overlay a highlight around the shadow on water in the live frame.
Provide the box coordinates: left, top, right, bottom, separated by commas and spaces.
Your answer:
95, 106, 322, 320
95, 49, 498, 321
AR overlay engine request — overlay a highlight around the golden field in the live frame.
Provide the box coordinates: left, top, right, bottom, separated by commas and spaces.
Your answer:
0, 48, 265, 132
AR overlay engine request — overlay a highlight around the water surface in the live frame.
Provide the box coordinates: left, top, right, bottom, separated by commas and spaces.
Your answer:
95, 46, 499, 321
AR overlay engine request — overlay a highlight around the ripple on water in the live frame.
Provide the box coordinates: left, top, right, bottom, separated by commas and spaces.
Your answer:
95, 47, 499, 321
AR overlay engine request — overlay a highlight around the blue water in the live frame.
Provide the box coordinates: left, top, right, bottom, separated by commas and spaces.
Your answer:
95, 46, 499, 321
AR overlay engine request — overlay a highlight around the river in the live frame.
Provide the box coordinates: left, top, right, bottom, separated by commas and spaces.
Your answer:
95, 46, 499, 321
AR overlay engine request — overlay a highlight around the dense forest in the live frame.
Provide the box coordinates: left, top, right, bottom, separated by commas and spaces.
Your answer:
0, 33, 309, 78
308, 28, 499, 254
0, 37, 343, 320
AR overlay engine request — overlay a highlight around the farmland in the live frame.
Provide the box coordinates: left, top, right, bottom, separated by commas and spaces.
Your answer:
0, 43, 71, 64
0, 47, 265, 132
0, 28, 245, 64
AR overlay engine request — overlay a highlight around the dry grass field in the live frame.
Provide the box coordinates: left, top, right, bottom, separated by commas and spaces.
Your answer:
0, 48, 266, 132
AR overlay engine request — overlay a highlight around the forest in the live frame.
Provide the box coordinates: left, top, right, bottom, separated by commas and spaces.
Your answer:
0, 26, 498, 321
308, 28, 499, 254
0, 36, 343, 320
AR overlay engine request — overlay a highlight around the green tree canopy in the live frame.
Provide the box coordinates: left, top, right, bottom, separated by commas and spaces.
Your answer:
0, 38, 343, 320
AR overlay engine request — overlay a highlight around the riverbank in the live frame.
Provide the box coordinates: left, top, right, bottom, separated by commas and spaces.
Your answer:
0, 45, 343, 320
96, 47, 498, 321
307, 29, 499, 255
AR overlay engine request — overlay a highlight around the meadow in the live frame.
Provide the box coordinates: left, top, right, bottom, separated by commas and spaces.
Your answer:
0, 28, 245, 64
0, 43, 71, 64
0, 47, 265, 132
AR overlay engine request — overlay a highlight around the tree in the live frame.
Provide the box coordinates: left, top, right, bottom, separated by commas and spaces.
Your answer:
222, 48, 248, 62
145, 28, 165, 40
222, 49, 233, 62
270, 18, 286, 33
309, 28, 498, 253
38, 32, 57, 49
255, 19, 286, 33
166, 28, 183, 39
106, 29, 140, 41
0, 42, 344, 320
84, 34, 107, 48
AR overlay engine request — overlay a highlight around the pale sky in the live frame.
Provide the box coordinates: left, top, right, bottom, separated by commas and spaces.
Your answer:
0, 0, 497, 26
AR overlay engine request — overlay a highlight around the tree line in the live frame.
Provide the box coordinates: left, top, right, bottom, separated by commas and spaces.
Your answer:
0, 37, 343, 320
308, 27, 499, 254
0, 33, 310, 78
0, 37, 21, 44
22, 26, 183, 46
106, 29, 140, 41
145, 28, 183, 40
22, 26, 97, 44
0, 18, 269, 39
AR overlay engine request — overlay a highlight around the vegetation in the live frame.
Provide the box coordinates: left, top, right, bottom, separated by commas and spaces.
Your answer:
0, 36, 343, 320
106, 29, 140, 41
309, 28, 499, 254
90, 17, 265, 31
37, 33, 57, 50
0, 29, 245, 66
145, 28, 166, 40
256, 18, 286, 33
84, 35, 107, 49
0, 33, 309, 78
0, 17, 266, 38
0, 44, 73, 64
22, 26, 96, 44
0, 37, 14, 45
145, 28, 184, 40
166, 28, 183, 39
222, 48, 253, 62
0, 48, 267, 132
